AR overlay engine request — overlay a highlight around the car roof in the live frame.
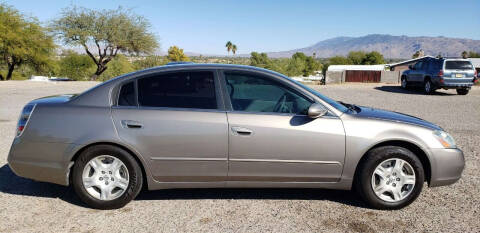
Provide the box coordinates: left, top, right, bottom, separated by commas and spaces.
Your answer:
68, 63, 290, 107
139, 63, 276, 73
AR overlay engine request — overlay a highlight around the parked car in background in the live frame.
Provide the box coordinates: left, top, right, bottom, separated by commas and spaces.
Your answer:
8, 64, 464, 210
401, 57, 477, 95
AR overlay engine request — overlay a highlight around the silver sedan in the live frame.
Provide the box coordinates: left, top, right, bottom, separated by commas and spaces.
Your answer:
8, 64, 464, 209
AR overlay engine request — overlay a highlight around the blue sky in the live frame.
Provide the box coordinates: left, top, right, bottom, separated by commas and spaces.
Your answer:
6, 0, 480, 55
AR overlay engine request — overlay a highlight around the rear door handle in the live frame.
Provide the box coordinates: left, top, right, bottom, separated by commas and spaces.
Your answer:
231, 126, 253, 136
121, 120, 143, 129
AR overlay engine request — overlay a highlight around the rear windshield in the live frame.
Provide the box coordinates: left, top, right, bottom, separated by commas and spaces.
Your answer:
445, 61, 473, 70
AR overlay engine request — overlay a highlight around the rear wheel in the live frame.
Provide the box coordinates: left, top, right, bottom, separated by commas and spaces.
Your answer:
355, 146, 424, 209
72, 145, 143, 209
456, 88, 469, 95
423, 80, 434, 94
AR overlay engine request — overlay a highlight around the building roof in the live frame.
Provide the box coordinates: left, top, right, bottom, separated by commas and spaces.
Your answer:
388, 56, 435, 67
468, 58, 480, 68
327, 64, 385, 72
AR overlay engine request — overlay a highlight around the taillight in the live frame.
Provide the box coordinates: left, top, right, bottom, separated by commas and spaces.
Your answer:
438, 70, 444, 77
16, 104, 35, 137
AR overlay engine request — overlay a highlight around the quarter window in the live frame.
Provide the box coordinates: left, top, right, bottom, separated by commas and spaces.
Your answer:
137, 71, 217, 109
224, 72, 312, 114
118, 81, 136, 106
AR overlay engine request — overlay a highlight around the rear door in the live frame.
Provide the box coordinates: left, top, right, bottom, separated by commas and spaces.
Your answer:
111, 70, 228, 183
222, 71, 345, 183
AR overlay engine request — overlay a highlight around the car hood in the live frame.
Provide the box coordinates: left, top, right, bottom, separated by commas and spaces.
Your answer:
29, 94, 77, 105
354, 106, 441, 130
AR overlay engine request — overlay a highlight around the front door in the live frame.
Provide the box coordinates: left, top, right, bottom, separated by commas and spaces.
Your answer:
409, 61, 424, 83
111, 71, 228, 182
222, 71, 345, 182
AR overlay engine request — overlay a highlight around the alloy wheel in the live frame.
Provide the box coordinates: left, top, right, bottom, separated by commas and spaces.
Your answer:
82, 155, 130, 201
371, 158, 416, 202
401, 78, 407, 88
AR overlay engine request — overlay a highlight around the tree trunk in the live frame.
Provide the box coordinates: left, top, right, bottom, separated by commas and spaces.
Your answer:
0, 74, 4, 81
90, 65, 108, 81
6, 63, 15, 80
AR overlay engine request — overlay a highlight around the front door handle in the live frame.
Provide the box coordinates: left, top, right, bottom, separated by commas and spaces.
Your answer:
231, 126, 253, 136
121, 120, 143, 129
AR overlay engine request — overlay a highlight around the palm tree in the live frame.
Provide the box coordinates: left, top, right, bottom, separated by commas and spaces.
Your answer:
225, 41, 233, 55
232, 44, 237, 56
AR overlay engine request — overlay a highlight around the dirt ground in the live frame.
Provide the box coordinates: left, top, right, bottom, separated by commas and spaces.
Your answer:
0, 81, 479, 232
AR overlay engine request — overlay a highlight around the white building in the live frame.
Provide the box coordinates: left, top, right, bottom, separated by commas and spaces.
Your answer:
327, 64, 386, 72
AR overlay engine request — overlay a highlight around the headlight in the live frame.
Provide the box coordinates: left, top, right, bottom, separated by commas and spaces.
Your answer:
433, 130, 456, 148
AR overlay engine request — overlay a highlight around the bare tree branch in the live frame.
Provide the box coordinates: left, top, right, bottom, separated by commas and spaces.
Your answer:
82, 43, 99, 65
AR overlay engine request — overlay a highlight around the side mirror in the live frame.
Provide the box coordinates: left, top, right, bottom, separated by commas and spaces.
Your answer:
308, 103, 328, 118
408, 64, 414, 70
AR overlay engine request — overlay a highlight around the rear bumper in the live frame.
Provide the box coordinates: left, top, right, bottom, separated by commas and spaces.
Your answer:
7, 137, 75, 186
434, 78, 474, 89
428, 148, 465, 187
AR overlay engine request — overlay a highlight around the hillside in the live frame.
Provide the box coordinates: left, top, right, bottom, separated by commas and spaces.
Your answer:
266, 34, 480, 58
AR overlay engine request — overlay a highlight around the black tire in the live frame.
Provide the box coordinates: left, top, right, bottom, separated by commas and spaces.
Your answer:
456, 88, 469, 95
354, 146, 425, 210
401, 76, 409, 89
423, 79, 434, 94
72, 145, 143, 209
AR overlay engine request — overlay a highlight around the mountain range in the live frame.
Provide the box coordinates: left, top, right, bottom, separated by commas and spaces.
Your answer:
265, 34, 480, 59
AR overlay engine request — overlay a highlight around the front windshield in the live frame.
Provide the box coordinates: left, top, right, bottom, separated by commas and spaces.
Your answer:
287, 77, 350, 113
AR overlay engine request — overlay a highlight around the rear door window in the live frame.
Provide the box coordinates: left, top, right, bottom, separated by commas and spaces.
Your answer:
137, 71, 217, 109
445, 61, 473, 70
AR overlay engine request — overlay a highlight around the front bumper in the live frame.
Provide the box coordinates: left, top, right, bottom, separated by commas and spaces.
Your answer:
428, 148, 465, 187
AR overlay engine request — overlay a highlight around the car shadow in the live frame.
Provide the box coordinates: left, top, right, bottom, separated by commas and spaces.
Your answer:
374, 86, 456, 96
0, 164, 367, 209
0, 164, 88, 207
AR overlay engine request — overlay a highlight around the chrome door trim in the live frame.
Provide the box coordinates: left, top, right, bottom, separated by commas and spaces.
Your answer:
151, 157, 227, 161
229, 158, 342, 165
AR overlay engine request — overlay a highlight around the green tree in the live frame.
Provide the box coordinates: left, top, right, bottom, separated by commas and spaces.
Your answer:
412, 49, 424, 59
133, 55, 168, 70
328, 56, 353, 65
232, 44, 237, 56
347, 51, 367, 65
363, 51, 385, 65
304, 56, 321, 76
167, 46, 190, 62
0, 3, 56, 80
285, 52, 321, 77
249, 52, 273, 69
57, 50, 96, 80
468, 51, 480, 58
98, 54, 135, 81
225, 41, 233, 55
461, 51, 468, 59
51, 6, 158, 80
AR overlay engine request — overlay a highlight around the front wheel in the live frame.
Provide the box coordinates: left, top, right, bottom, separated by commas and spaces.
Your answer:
456, 88, 469, 95
401, 77, 409, 89
72, 145, 143, 209
355, 146, 425, 209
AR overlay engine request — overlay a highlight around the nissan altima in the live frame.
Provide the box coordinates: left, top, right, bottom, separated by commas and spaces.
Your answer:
8, 63, 464, 209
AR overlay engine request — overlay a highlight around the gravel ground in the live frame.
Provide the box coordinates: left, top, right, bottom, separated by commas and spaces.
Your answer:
0, 81, 479, 233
